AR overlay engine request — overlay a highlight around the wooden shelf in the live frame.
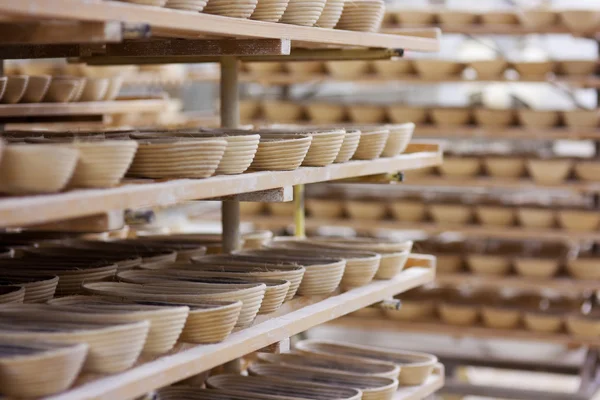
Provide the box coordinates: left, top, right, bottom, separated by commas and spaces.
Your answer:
0, 97, 173, 118
244, 73, 600, 88
437, 272, 600, 294
244, 215, 600, 241
328, 317, 600, 348
414, 125, 600, 140
248, 120, 600, 142
0, 142, 442, 227
404, 176, 600, 194
0, 0, 441, 52
0, 21, 143, 44
182, 71, 600, 89
393, 364, 444, 400
384, 24, 576, 36
45, 262, 435, 400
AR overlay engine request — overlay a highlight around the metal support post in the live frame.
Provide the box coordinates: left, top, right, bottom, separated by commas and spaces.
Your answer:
220, 56, 242, 374
220, 56, 240, 254
294, 184, 305, 238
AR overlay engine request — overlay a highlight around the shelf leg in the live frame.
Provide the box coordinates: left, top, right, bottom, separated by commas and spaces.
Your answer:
219, 56, 243, 375
220, 55, 241, 254
294, 184, 305, 238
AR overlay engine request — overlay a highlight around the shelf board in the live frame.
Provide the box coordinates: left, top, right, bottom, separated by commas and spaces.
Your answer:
45, 262, 435, 400
244, 215, 600, 241
0, 0, 441, 52
244, 73, 600, 88
249, 120, 600, 142
393, 363, 444, 400
328, 317, 600, 348
0, 21, 133, 44
414, 125, 600, 140
181, 71, 600, 89
0, 97, 172, 118
403, 176, 600, 194
384, 24, 577, 36
0, 142, 442, 227
436, 272, 600, 294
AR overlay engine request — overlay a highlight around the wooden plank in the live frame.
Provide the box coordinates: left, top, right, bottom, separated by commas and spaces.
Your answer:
384, 24, 574, 36
244, 215, 600, 241
142, 70, 600, 89
248, 120, 600, 142
415, 125, 600, 140
437, 273, 600, 294
0, 0, 441, 51
442, 379, 589, 400
0, 21, 123, 44
404, 176, 600, 194
0, 98, 172, 118
237, 73, 600, 89
0, 142, 441, 227
386, 27, 440, 39
209, 187, 293, 202
24, 210, 124, 232
0, 44, 89, 59
328, 317, 600, 348
393, 364, 444, 400
45, 264, 434, 400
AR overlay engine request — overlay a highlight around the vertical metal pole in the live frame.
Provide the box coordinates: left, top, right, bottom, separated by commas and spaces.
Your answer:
294, 184, 305, 238
220, 56, 241, 255
219, 56, 242, 375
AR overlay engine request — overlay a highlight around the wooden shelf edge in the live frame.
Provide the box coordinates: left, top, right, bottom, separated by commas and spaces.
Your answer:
244, 215, 600, 241
441, 378, 590, 400
383, 24, 578, 36
178, 72, 600, 89
437, 273, 600, 294
0, 144, 441, 228
0, 98, 172, 117
403, 176, 600, 194
414, 125, 600, 140
328, 317, 600, 348
248, 121, 600, 141
393, 363, 444, 400
46, 265, 435, 400
0, 0, 441, 52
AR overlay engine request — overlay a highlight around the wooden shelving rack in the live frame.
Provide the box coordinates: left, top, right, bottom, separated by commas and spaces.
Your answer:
0, 97, 175, 125
328, 316, 600, 400
228, 5, 600, 400
0, 0, 441, 50
0, 142, 441, 228
330, 316, 600, 349
435, 272, 600, 294
132, 69, 600, 88
245, 214, 600, 241
381, 9, 594, 36
51, 262, 435, 400
0, 2, 445, 399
